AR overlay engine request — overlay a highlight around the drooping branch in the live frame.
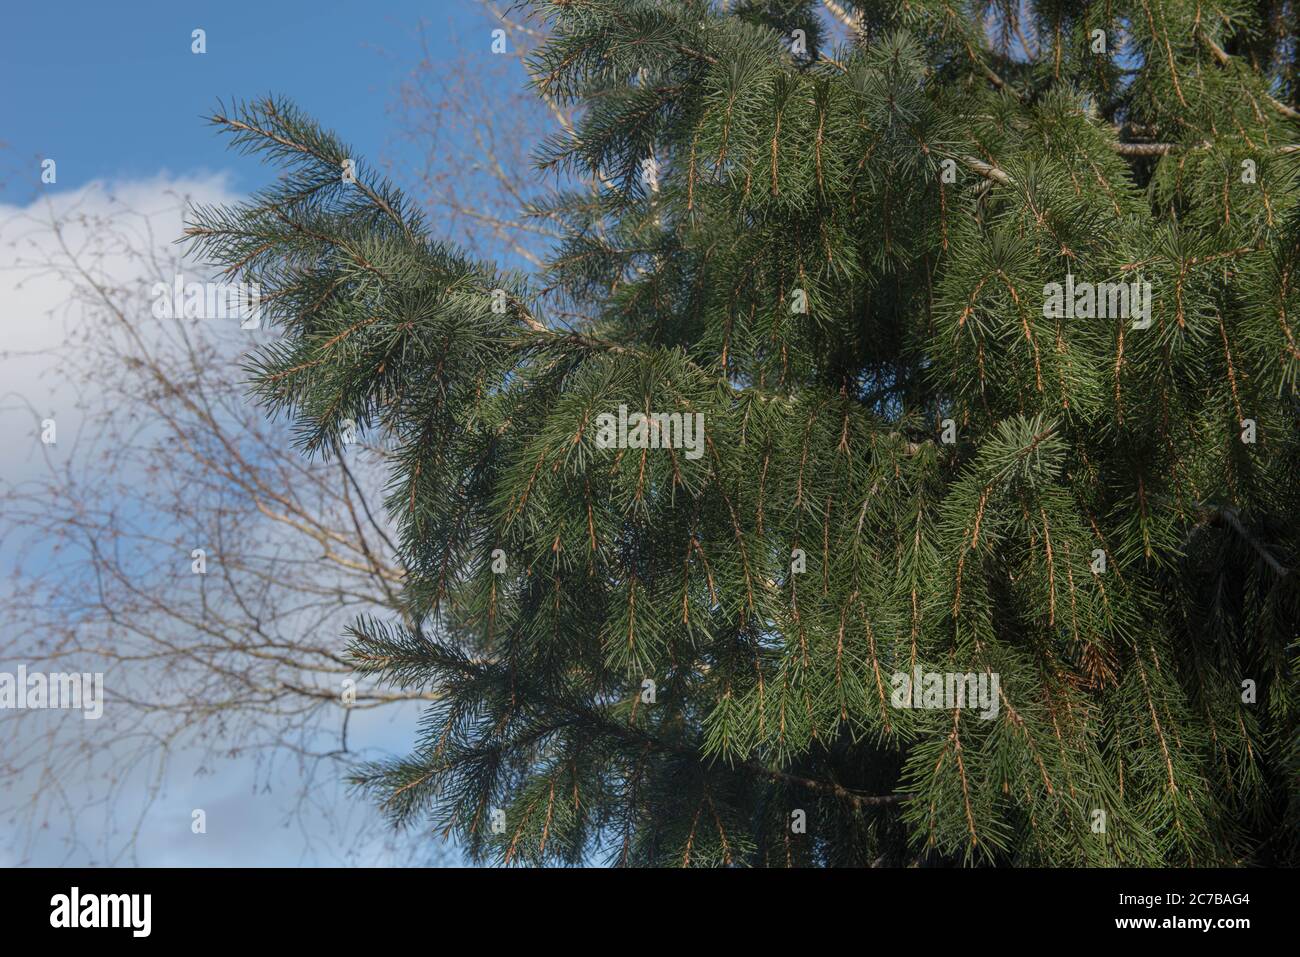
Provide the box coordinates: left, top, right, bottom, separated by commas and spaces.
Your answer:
1199, 30, 1300, 122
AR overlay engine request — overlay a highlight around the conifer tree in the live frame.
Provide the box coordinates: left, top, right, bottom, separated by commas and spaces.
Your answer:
187, 0, 1300, 866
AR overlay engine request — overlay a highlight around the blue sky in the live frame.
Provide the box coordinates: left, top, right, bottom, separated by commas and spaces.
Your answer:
1, 0, 468, 198
0, 0, 519, 867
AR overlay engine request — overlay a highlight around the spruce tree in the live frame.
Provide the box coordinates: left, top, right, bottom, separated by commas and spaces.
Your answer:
186, 0, 1300, 866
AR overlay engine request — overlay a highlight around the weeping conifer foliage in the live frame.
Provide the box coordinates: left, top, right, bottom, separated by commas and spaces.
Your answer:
186, 0, 1300, 866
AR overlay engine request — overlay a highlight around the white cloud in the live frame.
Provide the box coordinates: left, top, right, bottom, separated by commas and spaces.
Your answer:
0, 174, 452, 867
0, 173, 242, 488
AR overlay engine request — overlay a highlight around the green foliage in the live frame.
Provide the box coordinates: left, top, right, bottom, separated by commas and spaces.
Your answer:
189, 0, 1299, 866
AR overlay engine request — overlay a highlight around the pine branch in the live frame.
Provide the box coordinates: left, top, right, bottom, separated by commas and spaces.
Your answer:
1199, 30, 1300, 122
750, 764, 909, 807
